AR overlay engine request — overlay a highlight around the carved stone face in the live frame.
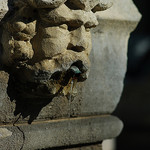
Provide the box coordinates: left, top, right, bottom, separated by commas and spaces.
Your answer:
0, 0, 111, 98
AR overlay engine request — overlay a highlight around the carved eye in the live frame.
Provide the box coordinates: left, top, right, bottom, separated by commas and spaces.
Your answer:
68, 25, 80, 31
65, 1, 84, 10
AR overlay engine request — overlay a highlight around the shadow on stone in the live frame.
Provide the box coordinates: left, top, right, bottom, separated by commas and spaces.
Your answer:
7, 74, 55, 124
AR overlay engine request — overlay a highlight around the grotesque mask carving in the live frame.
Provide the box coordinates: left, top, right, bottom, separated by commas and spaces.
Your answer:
0, 0, 112, 98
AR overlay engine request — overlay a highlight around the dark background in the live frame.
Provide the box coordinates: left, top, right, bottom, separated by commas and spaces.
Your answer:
114, 0, 150, 150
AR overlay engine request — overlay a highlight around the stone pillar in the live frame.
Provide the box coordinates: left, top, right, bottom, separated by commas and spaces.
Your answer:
0, 0, 141, 149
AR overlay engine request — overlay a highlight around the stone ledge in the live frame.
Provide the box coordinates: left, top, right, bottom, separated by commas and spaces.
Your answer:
96, 0, 141, 23
0, 115, 123, 150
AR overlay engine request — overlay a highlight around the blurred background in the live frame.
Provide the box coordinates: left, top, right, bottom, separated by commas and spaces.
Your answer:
114, 0, 150, 149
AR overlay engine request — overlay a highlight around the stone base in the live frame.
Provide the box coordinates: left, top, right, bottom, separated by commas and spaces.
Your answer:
0, 115, 122, 150
62, 143, 102, 150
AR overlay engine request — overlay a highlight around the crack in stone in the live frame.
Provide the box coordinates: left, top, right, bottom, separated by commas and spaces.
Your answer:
13, 114, 25, 150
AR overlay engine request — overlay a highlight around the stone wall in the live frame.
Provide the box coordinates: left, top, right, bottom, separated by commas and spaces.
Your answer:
0, 0, 141, 149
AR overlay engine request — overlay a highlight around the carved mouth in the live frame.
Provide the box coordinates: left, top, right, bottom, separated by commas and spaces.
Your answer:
33, 60, 88, 82
14, 58, 89, 98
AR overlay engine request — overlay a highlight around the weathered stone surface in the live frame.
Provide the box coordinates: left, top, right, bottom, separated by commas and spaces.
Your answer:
95, 0, 141, 22
0, 71, 16, 123
0, 70, 84, 124
0, 128, 12, 139
0, 125, 23, 150
29, 0, 67, 8
0, 0, 8, 21
0, 0, 141, 123
0, 116, 123, 150
32, 24, 70, 59
0, 1, 140, 150
69, 25, 92, 53
63, 143, 102, 150
81, 0, 142, 115
66, 0, 90, 11
15, 0, 67, 8
65, 0, 113, 12
92, 1, 113, 13
39, 4, 98, 27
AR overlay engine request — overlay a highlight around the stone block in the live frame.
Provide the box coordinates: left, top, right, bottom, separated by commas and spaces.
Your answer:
0, 0, 141, 124
81, 0, 141, 115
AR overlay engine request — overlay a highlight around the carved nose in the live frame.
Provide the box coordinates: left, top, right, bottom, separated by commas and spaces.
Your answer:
68, 26, 88, 52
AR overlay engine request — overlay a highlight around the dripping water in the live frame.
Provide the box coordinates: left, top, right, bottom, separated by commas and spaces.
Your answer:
67, 78, 74, 143
68, 79, 74, 118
